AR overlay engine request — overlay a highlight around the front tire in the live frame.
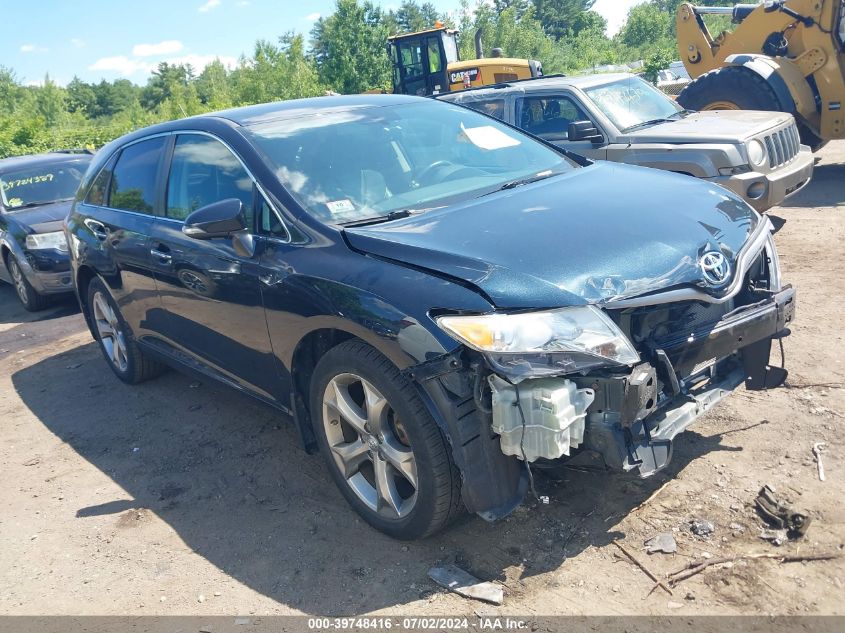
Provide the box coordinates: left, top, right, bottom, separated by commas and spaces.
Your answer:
6, 254, 49, 312
310, 340, 462, 539
678, 66, 788, 113
87, 277, 166, 384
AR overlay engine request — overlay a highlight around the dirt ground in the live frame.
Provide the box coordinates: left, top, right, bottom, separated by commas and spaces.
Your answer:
1, 143, 843, 618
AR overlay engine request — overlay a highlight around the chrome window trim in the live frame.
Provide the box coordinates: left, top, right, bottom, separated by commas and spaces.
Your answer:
164, 130, 292, 244
605, 218, 774, 309
80, 129, 292, 244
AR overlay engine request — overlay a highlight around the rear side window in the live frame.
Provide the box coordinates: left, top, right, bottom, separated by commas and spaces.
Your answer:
166, 135, 254, 225
463, 99, 506, 121
109, 137, 166, 213
84, 156, 116, 206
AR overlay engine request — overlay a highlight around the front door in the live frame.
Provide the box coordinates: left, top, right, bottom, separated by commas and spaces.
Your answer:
517, 94, 608, 160
149, 133, 278, 400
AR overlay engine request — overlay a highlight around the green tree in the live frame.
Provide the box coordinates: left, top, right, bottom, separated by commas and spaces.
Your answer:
311, 0, 391, 94
618, 3, 672, 51
35, 75, 65, 128
532, 0, 597, 40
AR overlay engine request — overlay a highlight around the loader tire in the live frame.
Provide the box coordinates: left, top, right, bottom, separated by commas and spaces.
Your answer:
678, 66, 789, 114
679, 66, 826, 150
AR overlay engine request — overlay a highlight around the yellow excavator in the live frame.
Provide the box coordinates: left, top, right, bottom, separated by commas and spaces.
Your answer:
675, 1, 845, 150
387, 24, 543, 96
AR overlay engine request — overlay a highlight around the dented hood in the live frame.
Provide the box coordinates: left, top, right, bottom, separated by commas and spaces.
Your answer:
343, 162, 760, 310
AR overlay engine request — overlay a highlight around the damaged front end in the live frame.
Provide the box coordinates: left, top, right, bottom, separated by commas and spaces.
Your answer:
411, 223, 795, 520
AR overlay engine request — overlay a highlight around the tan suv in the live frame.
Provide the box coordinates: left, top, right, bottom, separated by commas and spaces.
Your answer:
439, 73, 814, 212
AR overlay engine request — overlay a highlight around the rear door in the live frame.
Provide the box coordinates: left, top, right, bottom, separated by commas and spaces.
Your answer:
148, 132, 278, 400
78, 136, 167, 338
516, 93, 608, 159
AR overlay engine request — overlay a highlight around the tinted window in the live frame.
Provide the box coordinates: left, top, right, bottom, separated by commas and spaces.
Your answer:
520, 96, 588, 140
258, 197, 288, 240
84, 156, 116, 206
464, 99, 506, 121
166, 135, 254, 225
109, 137, 165, 213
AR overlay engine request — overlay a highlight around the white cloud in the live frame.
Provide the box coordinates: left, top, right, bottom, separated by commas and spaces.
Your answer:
20, 44, 48, 53
89, 52, 237, 78
70, 38, 86, 48
198, 0, 221, 12
89, 56, 155, 77
132, 40, 184, 57
304, 12, 320, 20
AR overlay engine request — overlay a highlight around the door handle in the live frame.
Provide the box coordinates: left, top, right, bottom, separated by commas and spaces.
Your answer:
84, 219, 109, 241
150, 246, 172, 264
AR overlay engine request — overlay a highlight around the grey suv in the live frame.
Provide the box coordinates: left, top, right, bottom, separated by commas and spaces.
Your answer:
439, 73, 814, 212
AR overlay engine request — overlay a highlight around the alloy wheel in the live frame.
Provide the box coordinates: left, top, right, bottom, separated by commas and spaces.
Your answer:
322, 373, 418, 519
92, 291, 129, 373
8, 258, 29, 306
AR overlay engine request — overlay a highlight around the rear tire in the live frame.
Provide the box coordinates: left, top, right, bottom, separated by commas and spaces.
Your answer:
6, 254, 49, 312
87, 277, 166, 384
310, 339, 462, 539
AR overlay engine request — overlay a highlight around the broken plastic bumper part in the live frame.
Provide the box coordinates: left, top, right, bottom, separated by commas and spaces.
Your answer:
488, 285, 796, 476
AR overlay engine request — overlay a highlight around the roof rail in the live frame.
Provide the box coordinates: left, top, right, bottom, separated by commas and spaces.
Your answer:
53, 148, 94, 155
439, 73, 568, 96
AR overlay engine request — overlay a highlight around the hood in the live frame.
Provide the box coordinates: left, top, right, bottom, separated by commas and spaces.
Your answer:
6, 199, 72, 233
344, 162, 760, 310
622, 110, 793, 144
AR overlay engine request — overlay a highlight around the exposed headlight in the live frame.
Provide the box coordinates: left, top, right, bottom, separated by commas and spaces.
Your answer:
437, 306, 640, 377
747, 139, 767, 167
25, 231, 69, 252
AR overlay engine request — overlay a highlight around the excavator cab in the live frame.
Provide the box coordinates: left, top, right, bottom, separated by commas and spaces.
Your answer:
388, 27, 459, 97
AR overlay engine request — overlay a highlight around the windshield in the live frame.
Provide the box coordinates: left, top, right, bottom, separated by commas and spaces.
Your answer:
245, 100, 577, 225
0, 160, 88, 210
584, 77, 684, 132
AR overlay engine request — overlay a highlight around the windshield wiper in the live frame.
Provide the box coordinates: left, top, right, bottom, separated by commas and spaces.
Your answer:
623, 118, 675, 132
339, 209, 415, 228
480, 171, 558, 196
623, 110, 693, 132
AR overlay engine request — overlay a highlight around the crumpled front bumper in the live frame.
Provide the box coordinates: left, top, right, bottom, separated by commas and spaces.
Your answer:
577, 285, 796, 477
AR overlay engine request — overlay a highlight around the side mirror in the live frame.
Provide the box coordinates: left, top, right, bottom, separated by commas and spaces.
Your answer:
568, 120, 604, 143
182, 199, 246, 239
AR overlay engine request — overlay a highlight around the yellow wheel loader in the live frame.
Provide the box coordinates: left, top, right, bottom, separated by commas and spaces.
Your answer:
676, 1, 845, 150
387, 26, 543, 97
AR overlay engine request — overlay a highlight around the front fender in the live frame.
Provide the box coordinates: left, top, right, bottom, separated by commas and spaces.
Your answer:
607, 143, 743, 178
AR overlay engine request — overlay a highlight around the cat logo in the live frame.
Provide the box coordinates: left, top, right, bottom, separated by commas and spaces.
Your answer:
450, 68, 479, 85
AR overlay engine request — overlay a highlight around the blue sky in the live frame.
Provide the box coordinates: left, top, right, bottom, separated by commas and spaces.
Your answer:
3, 0, 646, 86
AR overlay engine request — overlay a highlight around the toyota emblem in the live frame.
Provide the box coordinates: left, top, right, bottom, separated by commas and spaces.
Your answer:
699, 251, 730, 285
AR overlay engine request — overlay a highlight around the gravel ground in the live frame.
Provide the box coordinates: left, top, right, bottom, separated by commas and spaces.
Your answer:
0, 143, 843, 616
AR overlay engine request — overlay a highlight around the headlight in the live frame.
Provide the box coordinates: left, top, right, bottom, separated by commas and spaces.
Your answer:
25, 231, 69, 252
747, 139, 767, 167
437, 306, 640, 378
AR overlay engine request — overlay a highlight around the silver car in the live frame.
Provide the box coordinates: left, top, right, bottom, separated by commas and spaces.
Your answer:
439, 73, 814, 212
